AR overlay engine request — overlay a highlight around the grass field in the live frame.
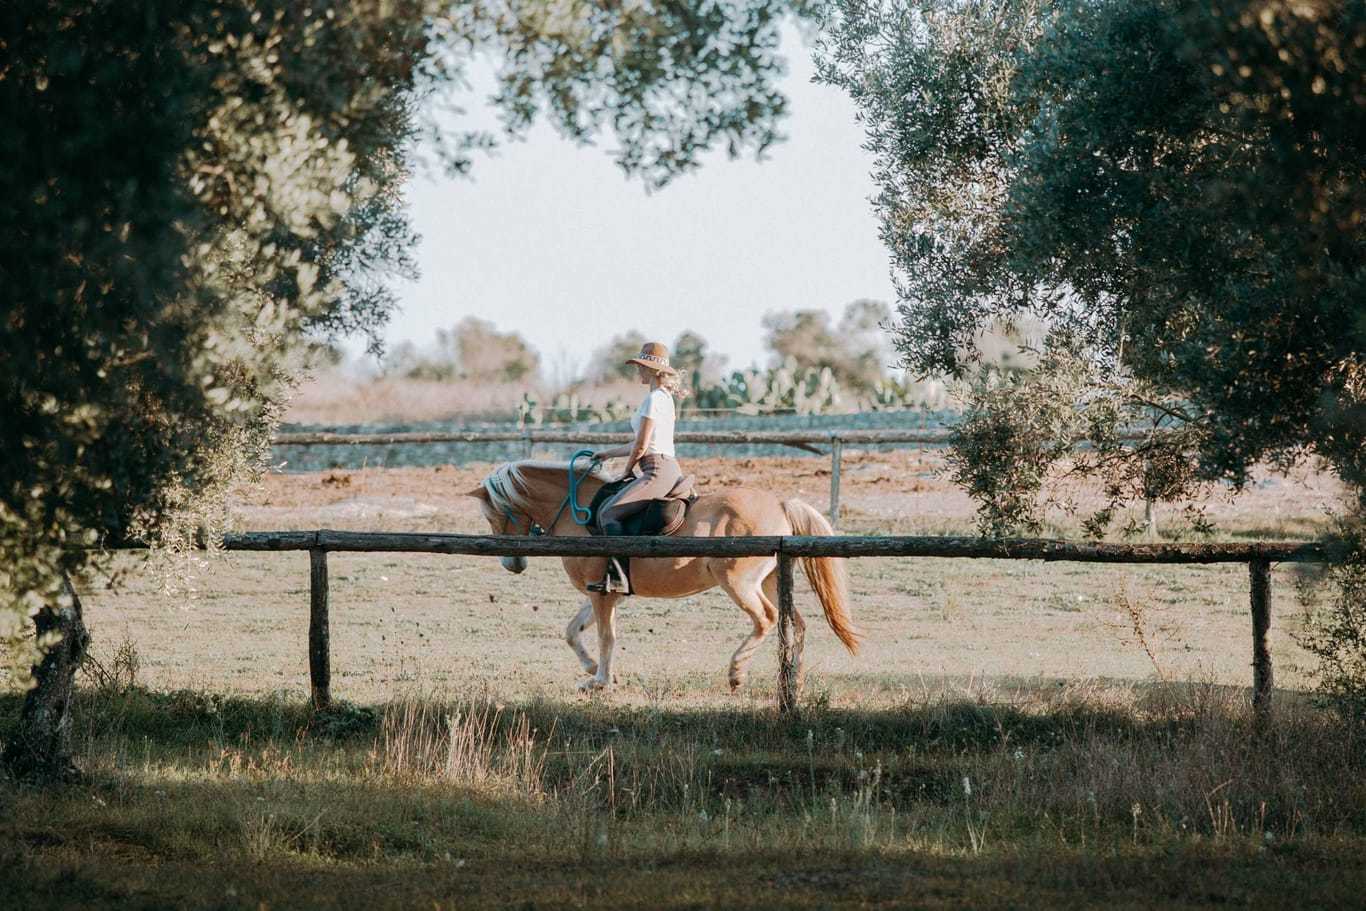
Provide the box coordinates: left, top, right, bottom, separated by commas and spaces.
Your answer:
3, 452, 1363, 908
4, 681, 1366, 909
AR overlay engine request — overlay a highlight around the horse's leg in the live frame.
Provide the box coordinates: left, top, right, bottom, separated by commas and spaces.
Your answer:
717, 557, 779, 691
580, 592, 621, 692
565, 599, 598, 676
763, 569, 805, 683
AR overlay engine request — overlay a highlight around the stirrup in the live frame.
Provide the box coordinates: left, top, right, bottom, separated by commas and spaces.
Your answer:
587, 557, 631, 595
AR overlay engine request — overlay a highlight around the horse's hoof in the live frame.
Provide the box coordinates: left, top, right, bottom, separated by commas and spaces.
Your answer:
728, 676, 745, 692
578, 676, 608, 693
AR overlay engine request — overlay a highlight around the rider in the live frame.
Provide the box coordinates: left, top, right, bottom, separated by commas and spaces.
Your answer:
592, 341, 685, 533
589, 341, 685, 591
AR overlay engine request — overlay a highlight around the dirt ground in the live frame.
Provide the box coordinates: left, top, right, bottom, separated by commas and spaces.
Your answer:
80, 450, 1346, 705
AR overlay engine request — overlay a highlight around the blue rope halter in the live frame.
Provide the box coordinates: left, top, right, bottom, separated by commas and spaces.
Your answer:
565, 449, 599, 527
500, 449, 600, 537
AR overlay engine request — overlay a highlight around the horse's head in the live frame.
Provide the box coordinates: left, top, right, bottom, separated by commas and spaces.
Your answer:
467, 459, 606, 574
465, 465, 532, 574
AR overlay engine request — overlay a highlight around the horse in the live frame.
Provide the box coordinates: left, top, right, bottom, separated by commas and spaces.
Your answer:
466, 459, 859, 691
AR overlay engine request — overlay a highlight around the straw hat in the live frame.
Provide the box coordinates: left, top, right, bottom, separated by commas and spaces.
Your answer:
624, 341, 678, 376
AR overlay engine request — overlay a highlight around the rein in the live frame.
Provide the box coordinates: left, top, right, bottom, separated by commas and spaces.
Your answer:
497, 450, 601, 538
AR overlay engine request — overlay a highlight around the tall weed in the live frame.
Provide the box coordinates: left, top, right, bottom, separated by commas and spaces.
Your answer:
369, 694, 546, 797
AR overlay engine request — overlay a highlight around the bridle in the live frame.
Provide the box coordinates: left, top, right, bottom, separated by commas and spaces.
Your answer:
489, 450, 601, 538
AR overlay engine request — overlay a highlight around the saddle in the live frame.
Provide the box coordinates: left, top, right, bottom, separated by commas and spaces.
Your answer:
585, 473, 697, 595
587, 473, 698, 537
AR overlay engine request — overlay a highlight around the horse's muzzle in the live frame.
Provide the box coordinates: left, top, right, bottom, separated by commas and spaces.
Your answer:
500, 556, 528, 574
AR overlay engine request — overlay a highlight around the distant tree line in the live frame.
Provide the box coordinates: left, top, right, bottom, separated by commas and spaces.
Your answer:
379, 299, 1038, 416
386, 318, 542, 384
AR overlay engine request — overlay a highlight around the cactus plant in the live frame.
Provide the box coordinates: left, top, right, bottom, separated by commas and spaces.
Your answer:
516, 364, 952, 424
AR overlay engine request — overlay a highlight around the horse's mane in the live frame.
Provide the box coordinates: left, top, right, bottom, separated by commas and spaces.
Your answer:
481, 459, 611, 517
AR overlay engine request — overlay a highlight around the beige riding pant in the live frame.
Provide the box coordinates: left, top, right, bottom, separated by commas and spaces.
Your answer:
599, 454, 683, 528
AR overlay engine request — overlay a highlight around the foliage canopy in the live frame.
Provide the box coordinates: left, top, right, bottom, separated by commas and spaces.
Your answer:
2, 0, 815, 701
817, 0, 1366, 489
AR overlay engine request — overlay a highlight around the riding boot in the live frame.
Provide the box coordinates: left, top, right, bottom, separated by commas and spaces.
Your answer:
605, 557, 631, 594
587, 519, 630, 594
587, 556, 631, 594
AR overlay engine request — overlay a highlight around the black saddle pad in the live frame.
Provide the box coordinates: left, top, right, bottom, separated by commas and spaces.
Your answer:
588, 480, 686, 536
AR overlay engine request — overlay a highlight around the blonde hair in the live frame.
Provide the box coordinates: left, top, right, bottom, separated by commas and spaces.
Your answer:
480, 460, 611, 518
656, 368, 689, 400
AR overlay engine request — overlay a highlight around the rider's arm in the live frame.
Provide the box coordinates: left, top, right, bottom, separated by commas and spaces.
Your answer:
593, 415, 655, 469
620, 416, 654, 478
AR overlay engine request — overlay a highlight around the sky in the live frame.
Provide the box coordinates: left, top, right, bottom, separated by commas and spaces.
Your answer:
377, 29, 896, 378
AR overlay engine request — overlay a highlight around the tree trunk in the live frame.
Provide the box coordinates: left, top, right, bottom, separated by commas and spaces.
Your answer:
2, 575, 90, 783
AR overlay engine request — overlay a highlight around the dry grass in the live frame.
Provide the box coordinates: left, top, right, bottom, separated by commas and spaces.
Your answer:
286, 370, 535, 424
2, 456, 1359, 907
285, 369, 642, 425
4, 675, 1366, 908
372, 694, 547, 796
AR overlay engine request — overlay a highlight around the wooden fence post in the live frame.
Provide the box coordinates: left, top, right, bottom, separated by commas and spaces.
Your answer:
1249, 558, 1273, 724
829, 437, 843, 528
777, 553, 800, 716
309, 548, 331, 710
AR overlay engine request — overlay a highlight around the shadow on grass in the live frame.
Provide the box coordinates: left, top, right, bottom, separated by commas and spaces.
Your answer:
3, 805, 1366, 910
3, 685, 1366, 908
0, 679, 1274, 756
4, 681, 1356, 817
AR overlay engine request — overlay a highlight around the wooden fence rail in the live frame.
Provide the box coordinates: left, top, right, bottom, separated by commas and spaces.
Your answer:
211, 531, 1331, 719
273, 428, 957, 447
272, 429, 954, 527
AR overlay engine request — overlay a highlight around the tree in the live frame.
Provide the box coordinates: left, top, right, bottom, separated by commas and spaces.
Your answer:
390, 318, 541, 383
762, 300, 894, 390
948, 342, 1215, 537
818, 0, 1366, 706
672, 330, 728, 386
2, 0, 432, 780
449, 318, 540, 383
817, 0, 1366, 490
587, 331, 650, 383
837, 299, 897, 385
763, 310, 839, 373
457, 0, 813, 188
3, 0, 815, 781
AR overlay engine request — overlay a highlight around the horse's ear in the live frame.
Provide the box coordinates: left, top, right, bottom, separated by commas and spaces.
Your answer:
464, 485, 488, 500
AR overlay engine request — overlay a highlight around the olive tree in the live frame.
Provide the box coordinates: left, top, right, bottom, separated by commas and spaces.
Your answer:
2, 0, 434, 780
817, 0, 1366, 514
3, 0, 814, 781
817, 0, 1366, 709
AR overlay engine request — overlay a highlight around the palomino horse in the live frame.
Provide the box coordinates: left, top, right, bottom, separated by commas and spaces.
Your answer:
467, 460, 859, 691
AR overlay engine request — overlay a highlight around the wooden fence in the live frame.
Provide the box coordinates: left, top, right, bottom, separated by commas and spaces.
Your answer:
274, 428, 956, 528
273, 427, 1153, 530
222, 530, 1330, 721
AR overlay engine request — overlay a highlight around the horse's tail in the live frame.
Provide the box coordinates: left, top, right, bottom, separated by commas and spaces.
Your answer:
781, 499, 860, 655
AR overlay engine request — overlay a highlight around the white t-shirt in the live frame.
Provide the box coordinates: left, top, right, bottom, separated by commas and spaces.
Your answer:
631, 388, 676, 457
